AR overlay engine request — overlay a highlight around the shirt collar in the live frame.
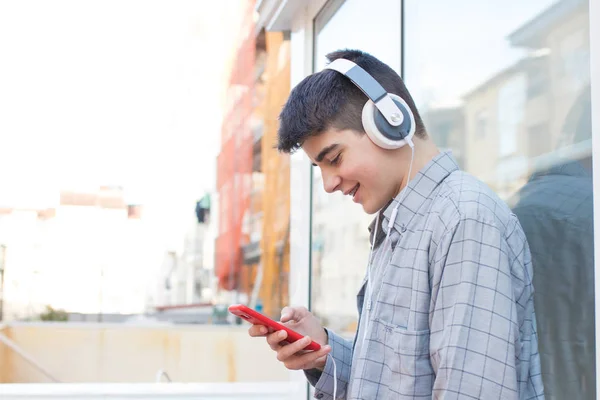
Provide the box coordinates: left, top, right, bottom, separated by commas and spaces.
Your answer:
369, 150, 459, 244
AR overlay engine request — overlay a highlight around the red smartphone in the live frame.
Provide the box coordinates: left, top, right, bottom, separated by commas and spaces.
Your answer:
228, 304, 321, 351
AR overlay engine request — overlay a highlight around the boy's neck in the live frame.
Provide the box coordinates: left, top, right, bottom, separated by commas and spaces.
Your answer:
396, 137, 440, 196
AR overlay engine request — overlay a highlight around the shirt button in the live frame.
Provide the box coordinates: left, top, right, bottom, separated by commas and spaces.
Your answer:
316, 393, 324, 399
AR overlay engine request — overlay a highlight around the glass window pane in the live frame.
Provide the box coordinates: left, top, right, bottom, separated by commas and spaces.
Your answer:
310, 0, 401, 337
405, 1, 593, 398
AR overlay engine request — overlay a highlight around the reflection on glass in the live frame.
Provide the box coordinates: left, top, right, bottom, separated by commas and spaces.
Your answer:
310, 0, 402, 336
405, 0, 593, 398
510, 86, 593, 400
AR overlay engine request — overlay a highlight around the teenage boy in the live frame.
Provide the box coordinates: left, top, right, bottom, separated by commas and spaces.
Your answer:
248, 49, 544, 400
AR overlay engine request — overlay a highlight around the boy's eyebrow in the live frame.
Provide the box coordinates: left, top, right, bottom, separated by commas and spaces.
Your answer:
315, 143, 339, 163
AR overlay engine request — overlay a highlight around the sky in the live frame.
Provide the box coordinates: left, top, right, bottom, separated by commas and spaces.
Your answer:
0, 0, 245, 248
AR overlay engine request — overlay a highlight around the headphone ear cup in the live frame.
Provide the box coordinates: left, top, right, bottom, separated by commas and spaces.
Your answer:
362, 100, 396, 149
361, 94, 416, 150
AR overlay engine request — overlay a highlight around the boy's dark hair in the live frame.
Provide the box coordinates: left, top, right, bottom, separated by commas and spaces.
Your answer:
277, 49, 426, 153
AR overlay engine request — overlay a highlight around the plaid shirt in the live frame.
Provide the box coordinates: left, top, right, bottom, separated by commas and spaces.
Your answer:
305, 151, 545, 399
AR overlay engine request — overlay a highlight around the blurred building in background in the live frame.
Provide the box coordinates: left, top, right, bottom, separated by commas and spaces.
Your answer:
153, 193, 216, 304
461, 0, 591, 198
149, 193, 220, 324
253, 30, 292, 319
215, 0, 291, 319
215, 0, 255, 303
0, 186, 148, 321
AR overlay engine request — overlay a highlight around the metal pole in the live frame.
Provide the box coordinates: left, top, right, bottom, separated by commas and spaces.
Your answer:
229, 106, 239, 308
0, 329, 61, 382
98, 266, 103, 322
0, 244, 6, 321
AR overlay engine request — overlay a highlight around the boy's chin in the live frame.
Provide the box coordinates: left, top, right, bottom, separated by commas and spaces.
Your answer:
361, 200, 379, 215
362, 197, 392, 215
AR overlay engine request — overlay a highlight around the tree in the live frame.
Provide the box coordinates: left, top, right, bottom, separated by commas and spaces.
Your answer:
39, 305, 68, 322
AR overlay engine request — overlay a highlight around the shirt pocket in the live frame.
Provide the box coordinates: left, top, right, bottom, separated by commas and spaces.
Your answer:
361, 318, 403, 399
394, 327, 434, 398
373, 319, 434, 398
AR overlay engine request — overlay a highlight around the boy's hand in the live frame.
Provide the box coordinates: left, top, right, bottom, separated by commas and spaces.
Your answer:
248, 306, 331, 371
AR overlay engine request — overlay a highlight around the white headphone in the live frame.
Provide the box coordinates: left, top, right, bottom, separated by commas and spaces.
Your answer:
324, 58, 416, 150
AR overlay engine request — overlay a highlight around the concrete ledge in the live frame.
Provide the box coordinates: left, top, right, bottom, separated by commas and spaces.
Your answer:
1, 324, 288, 384
0, 382, 303, 399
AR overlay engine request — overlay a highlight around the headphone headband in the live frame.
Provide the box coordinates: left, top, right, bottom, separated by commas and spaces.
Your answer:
324, 58, 404, 127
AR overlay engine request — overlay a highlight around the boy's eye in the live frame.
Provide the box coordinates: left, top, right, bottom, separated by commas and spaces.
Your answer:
330, 154, 341, 165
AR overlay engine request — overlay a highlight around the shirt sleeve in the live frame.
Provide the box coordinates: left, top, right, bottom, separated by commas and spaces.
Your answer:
304, 329, 353, 399
428, 213, 527, 399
